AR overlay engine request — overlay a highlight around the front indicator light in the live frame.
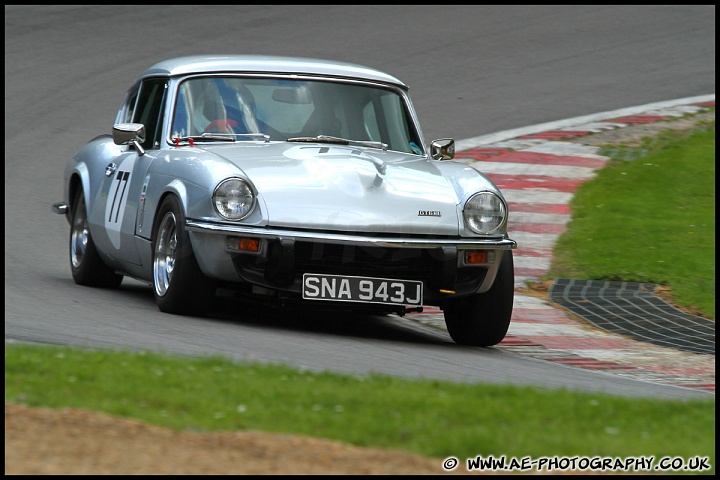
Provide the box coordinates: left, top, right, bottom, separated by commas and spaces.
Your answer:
465, 250, 496, 265
237, 238, 260, 252
227, 236, 261, 253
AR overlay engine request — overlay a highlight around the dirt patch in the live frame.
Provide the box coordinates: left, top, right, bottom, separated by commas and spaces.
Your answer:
4, 403, 461, 475
5, 403, 606, 475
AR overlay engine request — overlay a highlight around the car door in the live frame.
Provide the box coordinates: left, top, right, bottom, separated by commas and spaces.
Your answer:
92, 78, 167, 266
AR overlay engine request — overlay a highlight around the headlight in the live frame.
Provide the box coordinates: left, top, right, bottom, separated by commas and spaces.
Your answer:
463, 192, 507, 235
213, 178, 255, 221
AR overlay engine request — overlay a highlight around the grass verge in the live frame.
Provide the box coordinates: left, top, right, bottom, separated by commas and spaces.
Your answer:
5, 343, 715, 473
549, 125, 715, 319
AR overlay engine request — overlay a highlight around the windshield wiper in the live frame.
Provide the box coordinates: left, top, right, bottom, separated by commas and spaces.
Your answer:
173, 133, 270, 145
287, 135, 388, 151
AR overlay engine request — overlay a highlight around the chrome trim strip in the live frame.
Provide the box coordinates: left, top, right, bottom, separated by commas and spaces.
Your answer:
186, 220, 517, 250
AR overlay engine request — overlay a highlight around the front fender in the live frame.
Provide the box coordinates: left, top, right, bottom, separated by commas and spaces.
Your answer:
64, 136, 121, 222
136, 173, 198, 240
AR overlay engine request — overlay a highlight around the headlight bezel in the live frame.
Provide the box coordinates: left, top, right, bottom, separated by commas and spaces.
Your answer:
212, 177, 256, 221
463, 191, 508, 235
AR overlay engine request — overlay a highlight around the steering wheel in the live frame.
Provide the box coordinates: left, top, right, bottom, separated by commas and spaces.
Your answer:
204, 119, 237, 134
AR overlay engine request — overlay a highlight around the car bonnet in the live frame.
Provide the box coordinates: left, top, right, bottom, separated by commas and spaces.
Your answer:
201, 142, 489, 235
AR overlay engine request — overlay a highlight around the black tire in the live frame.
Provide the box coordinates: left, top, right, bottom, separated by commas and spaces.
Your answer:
152, 195, 216, 315
443, 250, 515, 346
69, 189, 123, 288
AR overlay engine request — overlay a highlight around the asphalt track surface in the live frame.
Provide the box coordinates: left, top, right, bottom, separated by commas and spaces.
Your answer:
4, 6, 716, 400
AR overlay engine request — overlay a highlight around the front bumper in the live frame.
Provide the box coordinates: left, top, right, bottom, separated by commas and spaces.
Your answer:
186, 220, 517, 307
186, 220, 517, 250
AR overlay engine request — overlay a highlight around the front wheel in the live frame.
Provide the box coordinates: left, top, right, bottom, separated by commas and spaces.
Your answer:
69, 189, 123, 288
152, 195, 216, 315
443, 250, 515, 346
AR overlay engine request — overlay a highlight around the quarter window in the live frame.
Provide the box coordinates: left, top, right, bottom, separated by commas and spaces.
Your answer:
115, 83, 139, 125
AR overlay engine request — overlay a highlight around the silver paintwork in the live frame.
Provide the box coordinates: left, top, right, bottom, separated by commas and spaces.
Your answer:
53, 55, 516, 308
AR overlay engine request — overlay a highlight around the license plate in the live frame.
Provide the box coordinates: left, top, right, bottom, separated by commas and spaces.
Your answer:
302, 273, 423, 306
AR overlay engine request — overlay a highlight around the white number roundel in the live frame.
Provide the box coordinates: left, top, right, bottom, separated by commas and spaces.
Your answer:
104, 156, 135, 249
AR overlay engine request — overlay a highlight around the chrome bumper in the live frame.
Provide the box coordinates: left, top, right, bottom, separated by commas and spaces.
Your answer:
185, 220, 517, 250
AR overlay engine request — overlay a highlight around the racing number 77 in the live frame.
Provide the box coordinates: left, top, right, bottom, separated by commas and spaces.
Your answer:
108, 170, 130, 223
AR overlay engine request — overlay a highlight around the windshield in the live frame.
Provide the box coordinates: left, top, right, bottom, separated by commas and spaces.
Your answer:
171, 76, 424, 155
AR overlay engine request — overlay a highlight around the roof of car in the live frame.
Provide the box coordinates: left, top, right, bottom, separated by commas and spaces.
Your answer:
139, 55, 408, 89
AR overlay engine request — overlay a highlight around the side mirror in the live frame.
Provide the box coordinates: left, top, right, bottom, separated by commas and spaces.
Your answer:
430, 138, 455, 160
113, 123, 146, 156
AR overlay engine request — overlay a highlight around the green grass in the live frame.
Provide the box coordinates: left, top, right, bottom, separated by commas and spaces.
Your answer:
548, 125, 715, 319
5, 344, 715, 473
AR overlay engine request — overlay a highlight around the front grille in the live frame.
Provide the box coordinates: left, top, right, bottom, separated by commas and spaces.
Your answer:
294, 242, 435, 281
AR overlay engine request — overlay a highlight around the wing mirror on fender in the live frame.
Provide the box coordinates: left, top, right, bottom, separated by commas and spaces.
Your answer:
431, 138, 455, 160
113, 123, 146, 156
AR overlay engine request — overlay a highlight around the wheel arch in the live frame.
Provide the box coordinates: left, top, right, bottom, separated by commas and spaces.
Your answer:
67, 166, 91, 219
148, 181, 190, 242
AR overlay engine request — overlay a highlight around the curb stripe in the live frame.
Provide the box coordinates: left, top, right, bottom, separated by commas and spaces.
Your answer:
519, 131, 592, 140
469, 151, 608, 168
501, 189, 574, 204
514, 260, 551, 273
550, 358, 638, 370
514, 267, 549, 277
508, 202, 571, 214
508, 222, 566, 235
512, 246, 554, 257
604, 115, 667, 124
455, 94, 714, 151
510, 231, 562, 250
456, 148, 512, 160
470, 162, 599, 179
509, 212, 569, 225
486, 174, 587, 193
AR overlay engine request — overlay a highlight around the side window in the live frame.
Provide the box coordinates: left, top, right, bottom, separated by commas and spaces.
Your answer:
115, 83, 140, 125
132, 78, 168, 150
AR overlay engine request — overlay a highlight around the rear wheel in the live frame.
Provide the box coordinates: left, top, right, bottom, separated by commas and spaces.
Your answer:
152, 195, 216, 314
443, 250, 514, 346
69, 189, 123, 288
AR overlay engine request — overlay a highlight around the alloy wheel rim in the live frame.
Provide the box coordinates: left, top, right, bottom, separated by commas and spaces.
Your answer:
70, 197, 88, 269
153, 211, 178, 297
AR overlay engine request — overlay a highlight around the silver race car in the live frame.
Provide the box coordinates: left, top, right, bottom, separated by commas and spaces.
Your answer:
52, 55, 517, 346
